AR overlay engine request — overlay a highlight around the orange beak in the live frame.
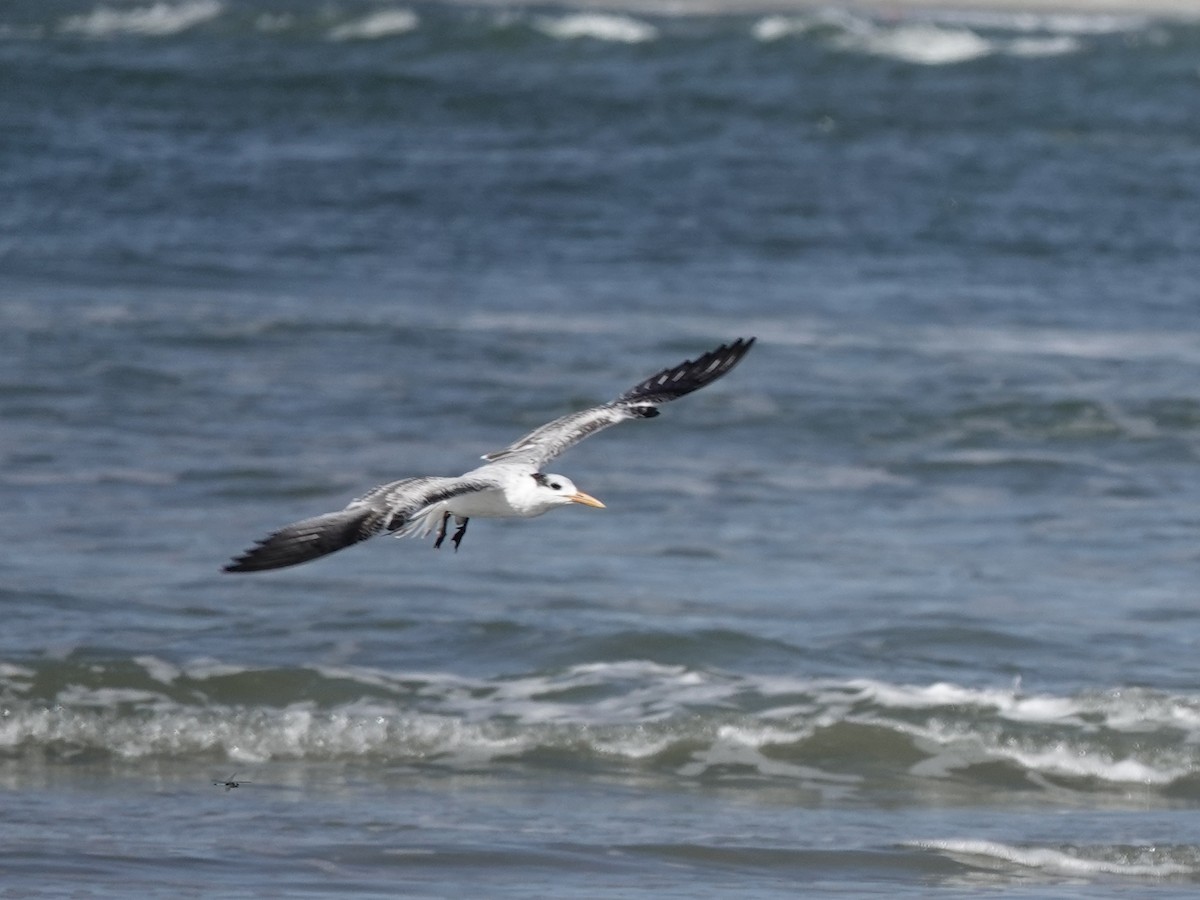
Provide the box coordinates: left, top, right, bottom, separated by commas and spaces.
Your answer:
569, 491, 605, 509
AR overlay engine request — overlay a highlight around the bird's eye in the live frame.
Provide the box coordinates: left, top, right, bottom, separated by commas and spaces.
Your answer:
550, 482, 562, 490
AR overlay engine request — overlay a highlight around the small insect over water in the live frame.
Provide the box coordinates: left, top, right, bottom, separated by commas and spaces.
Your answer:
213, 773, 252, 791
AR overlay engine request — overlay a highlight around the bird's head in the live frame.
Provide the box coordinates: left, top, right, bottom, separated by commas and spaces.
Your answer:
532, 472, 605, 510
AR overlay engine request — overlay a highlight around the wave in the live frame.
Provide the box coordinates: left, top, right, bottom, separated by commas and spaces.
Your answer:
58, 0, 222, 38
1008, 36, 1082, 58
328, 8, 419, 42
38, 4, 658, 48
915, 839, 1198, 880
841, 22, 996, 66
15, 2, 1165, 53
532, 13, 658, 44
929, 11, 1151, 36
3, 657, 1199, 796
0, 467, 177, 487
458, 309, 1200, 373
747, 7, 1140, 64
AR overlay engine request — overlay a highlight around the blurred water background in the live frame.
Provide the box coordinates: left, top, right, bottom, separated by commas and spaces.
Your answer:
3, 0, 1200, 895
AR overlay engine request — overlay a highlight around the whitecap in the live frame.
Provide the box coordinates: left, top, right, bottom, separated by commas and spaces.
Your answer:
56, 686, 171, 709
329, 9, 419, 42
1004, 744, 1186, 785
847, 677, 1127, 727
534, 13, 658, 44
472, 660, 738, 725
751, 15, 808, 43
134, 656, 181, 686
180, 657, 256, 680
930, 11, 1148, 36
917, 839, 1196, 878
847, 678, 1019, 712
1035, 13, 1148, 35
59, 0, 222, 38
839, 23, 995, 66
590, 730, 677, 760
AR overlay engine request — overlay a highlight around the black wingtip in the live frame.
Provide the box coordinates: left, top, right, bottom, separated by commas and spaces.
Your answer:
223, 543, 289, 573
618, 337, 756, 406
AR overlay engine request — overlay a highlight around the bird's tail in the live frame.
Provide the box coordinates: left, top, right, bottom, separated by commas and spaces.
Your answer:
224, 506, 384, 573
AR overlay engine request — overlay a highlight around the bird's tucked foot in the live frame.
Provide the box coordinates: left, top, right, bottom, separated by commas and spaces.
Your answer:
433, 511, 451, 550
451, 518, 469, 551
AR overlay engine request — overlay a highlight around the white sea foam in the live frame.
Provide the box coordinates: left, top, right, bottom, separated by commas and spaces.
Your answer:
751, 16, 808, 43
753, 7, 996, 65
178, 657, 257, 680
917, 839, 1196, 878
0, 700, 517, 763
59, 0, 222, 38
8, 660, 1200, 787
56, 686, 170, 709
750, 9, 1095, 63
1006, 744, 1185, 784
930, 11, 1148, 36
134, 655, 181, 685
839, 23, 995, 66
847, 677, 1200, 733
329, 9, 419, 42
534, 13, 658, 44
461, 660, 737, 725
751, 8, 869, 43
838, 678, 1200, 787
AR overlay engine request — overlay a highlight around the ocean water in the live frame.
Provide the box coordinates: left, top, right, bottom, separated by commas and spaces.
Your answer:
3, 0, 1200, 895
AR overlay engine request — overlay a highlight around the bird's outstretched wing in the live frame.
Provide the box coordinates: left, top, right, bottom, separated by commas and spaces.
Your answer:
481, 337, 755, 469
224, 476, 493, 572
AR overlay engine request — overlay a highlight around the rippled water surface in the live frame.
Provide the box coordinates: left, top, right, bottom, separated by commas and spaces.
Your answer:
3, 0, 1200, 895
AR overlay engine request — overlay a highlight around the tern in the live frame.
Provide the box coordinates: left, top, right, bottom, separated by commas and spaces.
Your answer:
224, 337, 755, 572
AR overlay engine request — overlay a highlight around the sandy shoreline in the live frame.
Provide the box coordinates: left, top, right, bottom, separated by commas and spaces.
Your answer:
533, 0, 1200, 18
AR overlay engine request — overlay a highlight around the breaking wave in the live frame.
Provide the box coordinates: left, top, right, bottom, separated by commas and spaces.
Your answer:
20, 3, 1161, 56
749, 6, 1153, 63
532, 13, 659, 44
58, 0, 222, 38
916, 839, 1198, 880
4, 657, 1200, 798
328, 8, 419, 42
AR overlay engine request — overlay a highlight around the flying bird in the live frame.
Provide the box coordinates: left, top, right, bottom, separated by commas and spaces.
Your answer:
213, 773, 251, 791
224, 337, 755, 572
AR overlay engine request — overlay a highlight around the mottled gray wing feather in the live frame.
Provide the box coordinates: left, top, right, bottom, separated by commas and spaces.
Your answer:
481, 337, 755, 469
224, 476, 493, 572
223, 505, 388, 572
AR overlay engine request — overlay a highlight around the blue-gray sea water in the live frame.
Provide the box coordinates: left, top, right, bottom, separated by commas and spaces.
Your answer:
3, 0, 1200, 896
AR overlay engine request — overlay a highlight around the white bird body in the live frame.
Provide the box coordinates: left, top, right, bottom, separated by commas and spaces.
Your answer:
384, 468, 601, 540
225, 338, 754, 572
